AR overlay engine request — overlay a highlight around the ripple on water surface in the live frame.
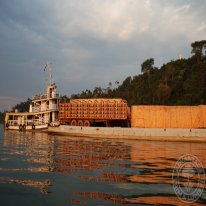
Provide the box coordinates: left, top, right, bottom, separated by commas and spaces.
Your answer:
0, 125, 205, 205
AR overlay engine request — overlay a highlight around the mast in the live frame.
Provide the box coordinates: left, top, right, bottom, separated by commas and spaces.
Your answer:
46, 63, 54, 86
49, 66, 52, 85
47, 63, 52, 86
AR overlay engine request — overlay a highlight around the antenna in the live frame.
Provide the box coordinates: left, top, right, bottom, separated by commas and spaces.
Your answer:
42, 62, 56, 91
48, 63, 54, 85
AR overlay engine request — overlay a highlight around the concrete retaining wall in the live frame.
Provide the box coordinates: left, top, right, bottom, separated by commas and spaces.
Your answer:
48, 125, 206, 142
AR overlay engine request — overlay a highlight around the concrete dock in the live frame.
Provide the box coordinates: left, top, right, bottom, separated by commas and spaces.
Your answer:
48, 125, 206, 142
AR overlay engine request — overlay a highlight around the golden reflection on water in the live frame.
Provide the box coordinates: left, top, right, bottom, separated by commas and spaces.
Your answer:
3, 130, 55, 170
124, 195, 205, 206
2, 131, 54, 194
75, 191, 201, 206
2, 130, 206, 205
55, 138, 130, 172
76, 192, 126, 204
1, 177, 52, 194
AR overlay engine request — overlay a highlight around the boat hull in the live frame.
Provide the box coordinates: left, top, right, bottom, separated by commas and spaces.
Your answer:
5, 124, 48, 131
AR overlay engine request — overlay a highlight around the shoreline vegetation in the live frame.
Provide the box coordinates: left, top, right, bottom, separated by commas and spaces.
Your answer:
0, 112, 4, 124
1, 40, 206, 120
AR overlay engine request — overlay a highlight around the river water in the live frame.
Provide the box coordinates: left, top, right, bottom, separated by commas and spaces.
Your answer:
0, 124, 205, 206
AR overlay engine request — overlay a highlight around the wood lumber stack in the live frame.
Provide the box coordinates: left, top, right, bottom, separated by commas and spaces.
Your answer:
59, 98, 128, 120
131, 105, 206, 128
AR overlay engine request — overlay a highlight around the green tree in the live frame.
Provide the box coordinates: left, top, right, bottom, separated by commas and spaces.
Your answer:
0, 112, 5, 124
191, 40, 206, 63
68, 40, 206, 106
141, 58, 154, 74
14, 98, 31, 112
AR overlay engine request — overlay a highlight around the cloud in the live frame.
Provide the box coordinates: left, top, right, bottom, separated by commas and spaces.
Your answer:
0, 0, 206, 110
41, 0, 206, 42
1, 0, 205, 43
44, 0, 153, 41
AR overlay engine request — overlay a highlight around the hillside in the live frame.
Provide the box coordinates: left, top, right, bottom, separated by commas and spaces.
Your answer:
71, 40, 206, 106
3, 40, 206, 116
0, 112, 4, 124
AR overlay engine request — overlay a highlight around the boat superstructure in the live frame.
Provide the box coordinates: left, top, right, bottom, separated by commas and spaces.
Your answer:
5, 74, 59, 131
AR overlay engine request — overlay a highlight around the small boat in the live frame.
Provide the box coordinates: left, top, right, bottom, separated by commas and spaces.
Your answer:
4, 112, 49, 131
4, 73, 59, 131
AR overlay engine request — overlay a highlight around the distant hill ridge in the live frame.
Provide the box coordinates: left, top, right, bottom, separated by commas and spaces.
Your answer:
1, 40, 205, 123
68, 40, 206, 106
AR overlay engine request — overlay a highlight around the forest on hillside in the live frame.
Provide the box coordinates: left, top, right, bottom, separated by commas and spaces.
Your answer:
0, 112, 4, 124
0, 40, 206, 123
66, 40, 206, 106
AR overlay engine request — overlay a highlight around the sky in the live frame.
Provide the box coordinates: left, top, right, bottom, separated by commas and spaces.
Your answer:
0, 0, 206, 111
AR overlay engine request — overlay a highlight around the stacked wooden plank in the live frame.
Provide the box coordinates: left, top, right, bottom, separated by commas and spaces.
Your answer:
59, 98, 128, 121
131, 105, 206, 128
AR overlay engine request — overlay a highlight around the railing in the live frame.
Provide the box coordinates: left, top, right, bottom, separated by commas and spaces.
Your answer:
30, 104, 58, 112
32, 93, 59, 100
7, 118, 48, 126
8, 120, 19, 126
32, 94, 47, 100
31, 105, 42, 112
33, 118, 47, 125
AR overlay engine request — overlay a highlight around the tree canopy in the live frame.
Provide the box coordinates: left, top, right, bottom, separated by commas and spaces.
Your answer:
68, 40, 206, 106
0, 112, 4, 124
191, 40, 206, 63
141, 58, 154, 73
2, 40, 206, 118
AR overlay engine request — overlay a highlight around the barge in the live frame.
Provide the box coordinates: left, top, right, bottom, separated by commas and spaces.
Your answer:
48, 125, 206, 142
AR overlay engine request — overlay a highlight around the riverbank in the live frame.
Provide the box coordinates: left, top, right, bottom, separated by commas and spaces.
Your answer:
48, 125, 206, 142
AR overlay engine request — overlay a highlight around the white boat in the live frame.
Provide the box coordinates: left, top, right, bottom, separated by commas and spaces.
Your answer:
4, 73, 59, 131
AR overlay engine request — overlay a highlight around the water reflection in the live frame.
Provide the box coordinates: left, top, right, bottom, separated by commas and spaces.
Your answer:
55, 138, 130, 173
3, 130, 55, 172
1, 177, 52, 194
1, 129, 206, 205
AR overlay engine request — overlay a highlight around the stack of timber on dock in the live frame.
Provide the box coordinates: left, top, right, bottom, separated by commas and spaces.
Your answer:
58, 98, 129, 127
131, 105, 206, 128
